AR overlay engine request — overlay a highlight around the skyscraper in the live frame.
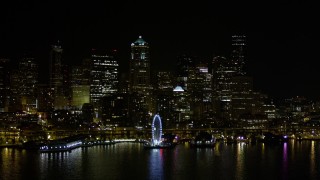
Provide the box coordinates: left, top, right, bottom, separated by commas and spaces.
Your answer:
71, 65, 90, 110
18, 57, 38, 113
212, 55, 235, 121
18, 57, 38, 97
212, 35, 247, 122
230, 35, 246, 75
49, 42, 66, 109
129, 36, 151, 93
50, 42, 63, 91
129, 36, 154, 126
176, 54, 195, 90
90, 52, 119, 106
188, 64, 213, 124
156, 71, 174, 128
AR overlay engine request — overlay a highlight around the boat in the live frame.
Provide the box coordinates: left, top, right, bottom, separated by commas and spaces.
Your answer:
190, 131, 216, 148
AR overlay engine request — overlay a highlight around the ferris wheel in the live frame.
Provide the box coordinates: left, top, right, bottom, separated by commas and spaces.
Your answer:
151, 114, 162, 145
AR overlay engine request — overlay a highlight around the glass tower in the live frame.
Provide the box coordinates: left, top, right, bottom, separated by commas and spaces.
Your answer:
90, 53, 119, 105
129, 36, 151, 93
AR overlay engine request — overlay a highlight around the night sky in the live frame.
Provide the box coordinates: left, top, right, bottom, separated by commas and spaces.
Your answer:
0, 1, 318, 100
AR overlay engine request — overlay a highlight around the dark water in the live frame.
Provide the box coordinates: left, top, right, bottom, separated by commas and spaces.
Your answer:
1, 140, 320, 180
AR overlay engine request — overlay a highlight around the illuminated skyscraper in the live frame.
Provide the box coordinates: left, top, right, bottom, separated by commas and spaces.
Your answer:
19, 57, 38, 97
176, 54, 195, 90
90, 52, 119, 106
50, 42, 63, 92
129, 36, 154, 126
231, 35, 246, 75
49, 42, 67, 109
211, 35, 247, 122
173, 86, 191, 127
129, 36, 151, 93
212, 55, 235, 121
188, 64, 212, 124
156, 71, 174, 128
18, 57, 38, 113
71, 65, 90, 110
6, 56, 39, 112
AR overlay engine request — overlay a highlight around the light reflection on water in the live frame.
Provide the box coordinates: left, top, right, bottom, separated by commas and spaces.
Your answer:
310, 141, 315, 178
148, 149, 164, 180
1, 141, 320, 179
235, 142, 246, 180
282, 142, 288, 180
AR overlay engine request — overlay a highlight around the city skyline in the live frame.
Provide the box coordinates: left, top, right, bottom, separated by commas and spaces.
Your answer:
0, 1, 318, 100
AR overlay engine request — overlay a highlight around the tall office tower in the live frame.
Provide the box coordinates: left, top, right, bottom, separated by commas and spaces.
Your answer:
231, 35, 246, 75
230, 76, 254, 120
62, 64, 71, 107
49, 42, 66, 109
176, 54, 195, 90
212, 55, 237, 121
173, 86, 191, 128
211, 35, 248, 124
0, 58, 10, 112
156, 71, 174, 128
71, 65, 90, 110
9, 69, 21, 112
90, 52, 119, 107
129, 36, 154, 126
129, 36, 151, 93
18, 57, 38, 113
18, 57, 38, 97
188, 64, 213, 125
81, 58, 92, 86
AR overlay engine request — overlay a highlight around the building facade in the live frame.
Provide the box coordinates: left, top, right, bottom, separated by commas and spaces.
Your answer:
129, 36, 154, 126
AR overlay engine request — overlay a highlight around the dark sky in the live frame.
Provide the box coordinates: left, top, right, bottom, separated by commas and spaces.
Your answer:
0, 1, 319, 100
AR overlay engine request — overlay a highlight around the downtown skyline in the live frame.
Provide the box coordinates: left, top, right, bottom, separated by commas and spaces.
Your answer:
0, 1, 318, 100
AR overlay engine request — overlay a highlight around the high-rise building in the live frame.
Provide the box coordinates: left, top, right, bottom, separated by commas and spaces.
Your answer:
129, 36, 151, 93
50, 42, 63, 92
230, 76, 254, 120
0, 58, 10, 112
173, 86, 191, 128
129, 36, 154, 126
9, 69, 21, 112
7, 57, 39, 113
176, 54, 195, 90
212, 55, 235, 121
62, 64, 72, 107
49, 42, 67, 109
71, 65, 90, 110
231, 35, 246, 75
211, 35, 247, 122
18, 57, 38, 97
18, 57, 38, 113
156, 71, 174, 128
188, 64, 213, 124
90, 52, 119, 106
